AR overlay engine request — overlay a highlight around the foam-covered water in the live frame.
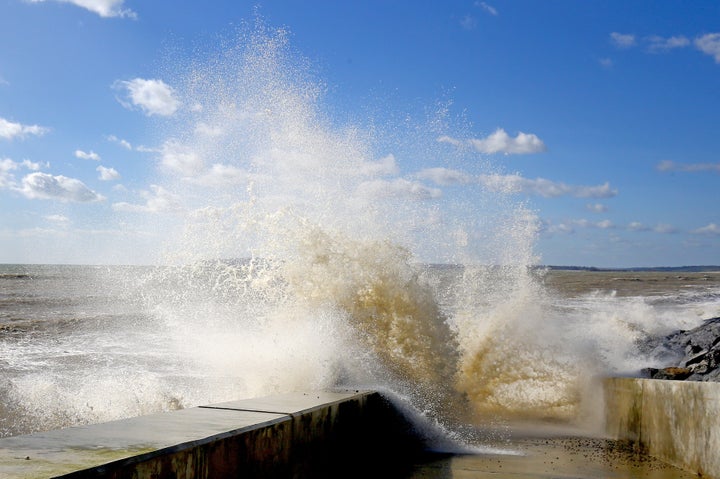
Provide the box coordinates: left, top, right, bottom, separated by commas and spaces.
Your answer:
1, 18, 719, 450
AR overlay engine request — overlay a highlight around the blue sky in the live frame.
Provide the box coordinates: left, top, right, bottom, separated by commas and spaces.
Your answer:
1, 0, 719, 267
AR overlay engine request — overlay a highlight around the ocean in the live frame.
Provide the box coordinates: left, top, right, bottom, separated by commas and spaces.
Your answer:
1, 262, 719, 448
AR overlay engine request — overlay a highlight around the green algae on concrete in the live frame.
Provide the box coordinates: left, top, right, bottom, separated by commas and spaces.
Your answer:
604, 377, 720, 478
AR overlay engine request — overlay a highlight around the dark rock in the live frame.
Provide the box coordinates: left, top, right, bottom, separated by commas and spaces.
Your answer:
651, 367, 692, 380
640, 317, 720, 382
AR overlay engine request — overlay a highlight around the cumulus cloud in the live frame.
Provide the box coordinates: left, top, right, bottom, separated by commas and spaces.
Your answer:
1, 158, 46, 188
0, 117, 49, 140
610, 32, 636, 48
468, 128, 547, 155
107, 135, 133, 150
112, 185, 180, 213
646, 35, 690, 52
189, 164, 249, 187
459, 15, 477, 30
569, 218, 615, 229
628, 222, 678, 234
0, 158, 18, 188
360, 154, 400, 177
114, 78, 180, 116
611, 31, 720, 63
599, 58, 613, 68
21, 159, 44, 170
416, 167, 474, 186
357, 178, 441, 200
545, 219, 680, 236
695, 33, 720, 63
478, 174, 617, 198
19, 172, 104, 202
96, 165, 120, 181
478, 2, 498, 16
586, 203, 608, 213
657, 160, 720, 172
44, 214, 70, 224
75, 149, 101, 161
159, 140, 203, 176
438, 130, 548, 155
653, 223, 679, 234
25, 0, 137, 19
627, 221, 650, 232
692, 223, 720, 235
416, 167, 617, 198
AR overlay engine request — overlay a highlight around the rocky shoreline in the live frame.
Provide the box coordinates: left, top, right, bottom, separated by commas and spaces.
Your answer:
640, 316, 720, 381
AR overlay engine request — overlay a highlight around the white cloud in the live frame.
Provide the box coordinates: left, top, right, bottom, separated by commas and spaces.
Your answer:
75, 149, 101, 161
478, 174, 617, 198
159, 140, 203, 176
467, 128, 547, 155
360, 154, 400, 176
107, 135, 133, 150
437, 135, 463, 147
654, 223, 678, 234
0, 158, 19, 188
695, 33, 720, 63
21, 159, 43, 171
114, 78, 180, 117
586, 203, 608, 213
627, 221, 650, 232
460, 15, 477, 30
1, 158, 46, 188
44, 214, 70, 224
599, 57, 613, 68
357, 178, 441, 200
189, 164, 248, 187
0, 117, 49, 140
570, 219, 615, 229
610, 32, 636, 48
646, 35, 690, 52
416, 167, 617, 198
542, 221, 575, 235
416, 167, 474, 186
112, 185, 180, 213
96, 165, 120, 181
478, 2, 498, 16
657, 160, 720, 172
692, 223, 720, 235
19, 172, 105, 202
194, 122, 225, 137
25, 0, 137, 19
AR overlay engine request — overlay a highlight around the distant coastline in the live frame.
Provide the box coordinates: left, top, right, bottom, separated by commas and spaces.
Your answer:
542, 265, 720, 272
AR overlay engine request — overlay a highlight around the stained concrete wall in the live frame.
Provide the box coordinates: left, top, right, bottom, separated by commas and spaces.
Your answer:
604, 377, 720, 478
0, 390, 428, 479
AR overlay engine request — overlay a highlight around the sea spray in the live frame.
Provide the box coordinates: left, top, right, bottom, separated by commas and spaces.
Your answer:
137, 17, 591, 435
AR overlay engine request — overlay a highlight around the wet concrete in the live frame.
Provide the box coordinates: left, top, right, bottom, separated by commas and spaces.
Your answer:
407, 435, 699, 478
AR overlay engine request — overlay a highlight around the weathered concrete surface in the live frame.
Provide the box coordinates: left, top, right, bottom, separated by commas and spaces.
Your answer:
604, 377, 720, 478
0, 390, 427, 478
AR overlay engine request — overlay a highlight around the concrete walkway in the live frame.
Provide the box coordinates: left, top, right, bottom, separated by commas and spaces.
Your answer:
0, 390, 426, 478
407, 435, 698, 478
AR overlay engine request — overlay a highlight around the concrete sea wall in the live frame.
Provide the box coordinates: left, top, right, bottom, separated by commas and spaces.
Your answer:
0, 390, 428, 478
604, 377, 720, 478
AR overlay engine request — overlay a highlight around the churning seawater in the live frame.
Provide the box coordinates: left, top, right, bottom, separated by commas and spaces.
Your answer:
1, 18, 719, 453
1, 264, 719, 445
